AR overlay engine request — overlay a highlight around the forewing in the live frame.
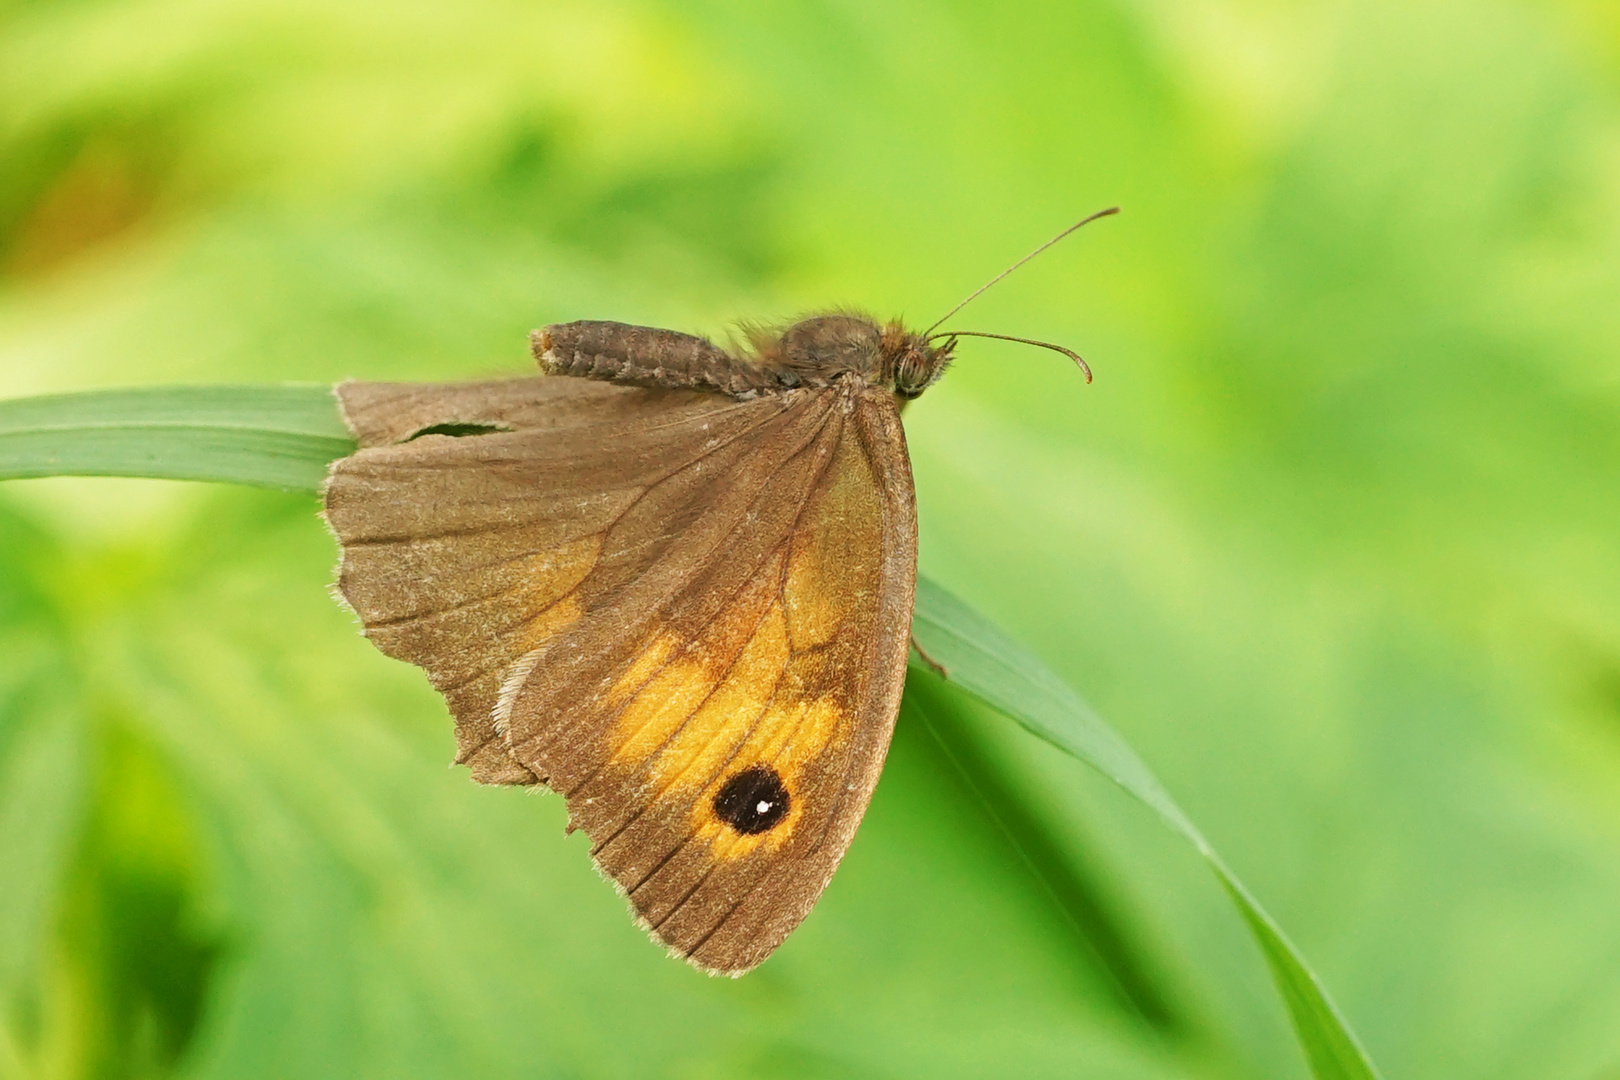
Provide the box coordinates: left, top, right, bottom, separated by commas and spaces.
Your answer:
499, 389, 916, 973
324, 378, 916, 973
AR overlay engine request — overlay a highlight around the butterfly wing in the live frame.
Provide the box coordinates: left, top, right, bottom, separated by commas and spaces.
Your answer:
326, 377, 796, 785
324, 378, 916, 972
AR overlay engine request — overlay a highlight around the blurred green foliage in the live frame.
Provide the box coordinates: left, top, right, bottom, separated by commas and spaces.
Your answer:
2, 0, 1618, 1078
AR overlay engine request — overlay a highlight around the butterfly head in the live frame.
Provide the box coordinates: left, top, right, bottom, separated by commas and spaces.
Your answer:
880, 322, 954, 400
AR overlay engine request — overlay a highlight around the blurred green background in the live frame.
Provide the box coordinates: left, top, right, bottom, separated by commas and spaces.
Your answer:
3, 0, 1620, 1077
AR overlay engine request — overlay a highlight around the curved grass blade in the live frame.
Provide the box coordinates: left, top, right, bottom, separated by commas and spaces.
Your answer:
899, 675, 1187, 1035
911, 579, 1382, 1080
0, 384, 1383, 1079
0, 386, 353, 490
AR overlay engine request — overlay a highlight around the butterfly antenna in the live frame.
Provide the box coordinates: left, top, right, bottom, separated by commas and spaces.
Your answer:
922, 206, 1119, 337
930, 330, 1094, 383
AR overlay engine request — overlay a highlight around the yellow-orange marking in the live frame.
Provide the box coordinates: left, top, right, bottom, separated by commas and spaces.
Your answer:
782, 435, 881, 650
683, 653, 849, 861
631, 603, 791, 785
518, 535, 600, 612
606, 633, 680, 707
518, 595, 583, 653
608, 558, 784, 767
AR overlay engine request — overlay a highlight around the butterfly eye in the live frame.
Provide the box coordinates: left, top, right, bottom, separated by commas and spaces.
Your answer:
713, 766, 791, 834
891, 350, 936, 399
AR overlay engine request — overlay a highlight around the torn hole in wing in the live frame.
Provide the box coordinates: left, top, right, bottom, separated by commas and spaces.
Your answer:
402, 422, 513, 442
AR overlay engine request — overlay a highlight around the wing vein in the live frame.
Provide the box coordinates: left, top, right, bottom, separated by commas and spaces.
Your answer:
813, 399, 914, 862
648, 863, 719, 933
682, 891, 753, 960
584, 408, 850, 864
590, 614, 792, 858
339, 393, 792, 547
421, 401, 816, 699
518, 397, 839, 766
802, 413, 895, 856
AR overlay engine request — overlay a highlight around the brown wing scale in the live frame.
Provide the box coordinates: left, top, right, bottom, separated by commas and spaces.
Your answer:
323, 375, 916, 973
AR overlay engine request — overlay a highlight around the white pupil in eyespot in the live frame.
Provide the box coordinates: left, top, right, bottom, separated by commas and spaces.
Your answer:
756, 800, 772, 814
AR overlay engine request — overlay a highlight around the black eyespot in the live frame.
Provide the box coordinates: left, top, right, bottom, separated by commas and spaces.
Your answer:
713, 766, 790, 835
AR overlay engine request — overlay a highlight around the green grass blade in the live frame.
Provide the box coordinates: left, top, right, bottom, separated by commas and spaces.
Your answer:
0, 386, 353, 490
0, 384, 1382, 1078
900, 675, 1188, 1035
912, 577, 1383, 1080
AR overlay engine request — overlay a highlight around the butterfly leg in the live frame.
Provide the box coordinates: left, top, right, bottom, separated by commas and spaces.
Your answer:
909, 634, 949, 679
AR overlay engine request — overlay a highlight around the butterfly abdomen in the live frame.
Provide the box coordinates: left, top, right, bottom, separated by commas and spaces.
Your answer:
534, 321, 788, 399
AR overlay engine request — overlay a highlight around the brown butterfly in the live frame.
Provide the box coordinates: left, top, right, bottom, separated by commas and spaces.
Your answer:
321, 209, 1116, 974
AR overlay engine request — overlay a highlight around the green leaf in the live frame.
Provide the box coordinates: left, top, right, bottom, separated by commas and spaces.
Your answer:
0, 386, 354, 490
911, 580, 1382, 1080
0, 384, 1383, 1080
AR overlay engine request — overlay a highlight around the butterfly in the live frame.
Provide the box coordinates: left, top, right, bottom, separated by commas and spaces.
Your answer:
320, 210, 1115, 974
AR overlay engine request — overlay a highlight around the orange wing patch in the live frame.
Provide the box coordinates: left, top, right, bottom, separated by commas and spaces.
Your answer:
520, 535, 602, 608
686, 691, 844, 861
781, 431, 885, 651
510, 536, 598, 651
605, 633, 683, 708
591, 430, 888, 869
608, 554, 787, 775
595, 540, 854, 866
